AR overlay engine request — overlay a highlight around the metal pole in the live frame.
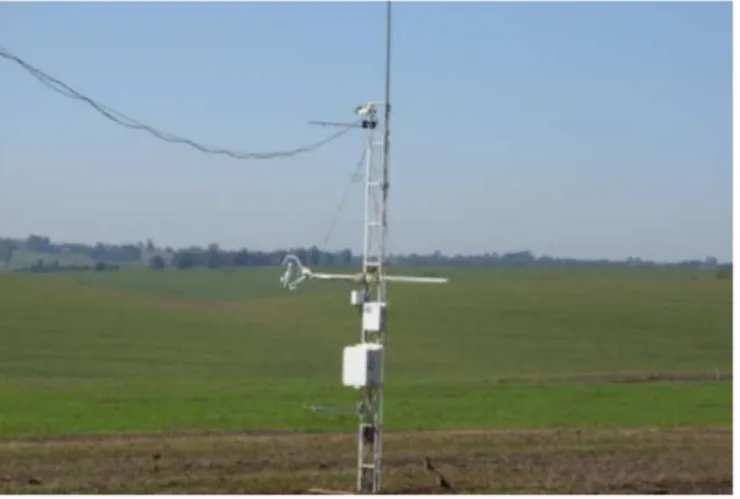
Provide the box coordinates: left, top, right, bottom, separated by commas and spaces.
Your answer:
362, 132, 374, 272
358, 1, 393, 493
356, 104, 384, 493
379, 0, 392, 293
375, 1, 392, 493
280, 2, 444, 494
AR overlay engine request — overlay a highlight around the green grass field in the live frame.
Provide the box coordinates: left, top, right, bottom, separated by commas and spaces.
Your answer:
0, 266, 731, 437
0, 266, 732, 492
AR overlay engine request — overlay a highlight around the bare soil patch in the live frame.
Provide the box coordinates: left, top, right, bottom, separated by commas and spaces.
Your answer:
0, 427, 730, 494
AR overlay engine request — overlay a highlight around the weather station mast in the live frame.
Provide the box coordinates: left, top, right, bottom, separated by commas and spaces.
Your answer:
279, 1, 449, 494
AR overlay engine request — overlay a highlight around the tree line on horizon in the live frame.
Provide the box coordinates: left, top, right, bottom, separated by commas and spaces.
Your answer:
0, 234, 730, 274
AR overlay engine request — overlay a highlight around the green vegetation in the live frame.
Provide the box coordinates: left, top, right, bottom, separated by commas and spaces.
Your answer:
0, 267, 731, 439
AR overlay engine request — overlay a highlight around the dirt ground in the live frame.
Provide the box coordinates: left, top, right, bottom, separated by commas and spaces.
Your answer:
0, 427, 731, 494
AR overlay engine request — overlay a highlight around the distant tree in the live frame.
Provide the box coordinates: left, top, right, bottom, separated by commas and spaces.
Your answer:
272, 250, 287, 266
716, 264, 732, 280
308, 246, 321, 266
66, 243, 95, 259
149, 255, 166, 271
0, 240, 14, 262
678, 259, 702, 270
538, 255, 556, 267
120, 244, 142, 262
320, 251, 335, 267
172, 251, 196, 270
26, 235, 52, 253
94, 261, 107, 272
206, 243, 223, 268
2, 234, 721, 271
30, 259, 45, 272
92, 243, 107, 261
338, 249, 353, 266
500, 251, 536, 267
233, 249, 250, 267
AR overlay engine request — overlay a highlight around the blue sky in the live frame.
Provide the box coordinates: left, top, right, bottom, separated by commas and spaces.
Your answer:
0, 1, 732, 262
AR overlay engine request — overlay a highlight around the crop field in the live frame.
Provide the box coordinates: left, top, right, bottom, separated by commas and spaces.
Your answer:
0, 266, 732, 493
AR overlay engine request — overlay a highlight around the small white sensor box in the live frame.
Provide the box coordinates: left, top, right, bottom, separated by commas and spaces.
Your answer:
350, 290, 366, 306
362, 301, 387, 332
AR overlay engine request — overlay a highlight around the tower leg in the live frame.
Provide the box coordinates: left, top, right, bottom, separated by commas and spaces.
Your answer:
355, 107, 386, 494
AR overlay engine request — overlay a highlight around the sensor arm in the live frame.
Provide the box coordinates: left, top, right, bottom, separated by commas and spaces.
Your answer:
383, 275, 448, 284
310, 272, 448, 284
280, 254, 448, 290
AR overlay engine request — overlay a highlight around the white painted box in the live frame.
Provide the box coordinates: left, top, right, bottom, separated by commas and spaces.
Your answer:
342, 343, 384, 388
362, 302, 387, 332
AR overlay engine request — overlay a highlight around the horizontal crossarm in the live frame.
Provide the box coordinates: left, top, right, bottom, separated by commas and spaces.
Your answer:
280, 255, 448, 290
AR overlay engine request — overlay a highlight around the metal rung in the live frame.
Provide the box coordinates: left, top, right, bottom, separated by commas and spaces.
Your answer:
361, 464, 375, 469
